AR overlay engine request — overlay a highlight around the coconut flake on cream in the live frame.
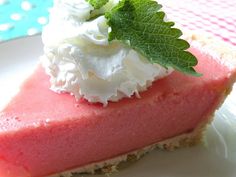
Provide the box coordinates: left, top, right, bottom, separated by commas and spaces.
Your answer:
41, 0, 173, 105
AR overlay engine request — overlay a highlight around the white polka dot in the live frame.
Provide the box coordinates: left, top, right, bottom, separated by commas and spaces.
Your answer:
27, 28, 39, 35
10, 13, 22, 21
0, 23, 14, 31
37, 17, 48, 25
0, 0, 8, 5
21, 1, 33, 11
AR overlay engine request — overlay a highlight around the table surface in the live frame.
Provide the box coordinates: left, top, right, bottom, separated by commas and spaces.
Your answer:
0, 0, 236, 46
0, 0, 52, 41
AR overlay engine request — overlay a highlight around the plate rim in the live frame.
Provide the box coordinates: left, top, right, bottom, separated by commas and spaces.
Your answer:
0, 33, 41, 46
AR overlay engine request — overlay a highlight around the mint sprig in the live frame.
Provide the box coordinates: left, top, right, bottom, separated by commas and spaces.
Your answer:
105, 0, 200, 76
86, 0, 109, 9
86, 0, 200, 76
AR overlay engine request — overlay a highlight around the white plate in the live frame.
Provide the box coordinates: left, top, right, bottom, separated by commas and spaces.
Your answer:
0, 37, 236, 177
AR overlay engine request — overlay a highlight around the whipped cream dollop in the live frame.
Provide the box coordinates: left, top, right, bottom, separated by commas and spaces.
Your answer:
41, 0, 173, 105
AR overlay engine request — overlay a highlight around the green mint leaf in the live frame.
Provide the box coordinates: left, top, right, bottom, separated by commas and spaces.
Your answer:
105, 0, 201, 76
87, 0, 109, 9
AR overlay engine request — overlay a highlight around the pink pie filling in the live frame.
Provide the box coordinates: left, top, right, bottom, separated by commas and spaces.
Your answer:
0, 47, 236, 177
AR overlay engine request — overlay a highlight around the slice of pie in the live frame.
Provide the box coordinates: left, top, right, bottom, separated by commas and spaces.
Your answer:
0, 32, 236, 177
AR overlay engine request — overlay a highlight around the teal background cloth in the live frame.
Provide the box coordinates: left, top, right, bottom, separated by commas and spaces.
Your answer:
0, 0, 53, 41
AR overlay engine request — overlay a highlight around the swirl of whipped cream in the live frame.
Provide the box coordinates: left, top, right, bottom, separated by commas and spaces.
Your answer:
41, 0, 173, 105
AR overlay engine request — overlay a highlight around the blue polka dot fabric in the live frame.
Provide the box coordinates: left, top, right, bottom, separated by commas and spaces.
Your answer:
0, 0, 53, 42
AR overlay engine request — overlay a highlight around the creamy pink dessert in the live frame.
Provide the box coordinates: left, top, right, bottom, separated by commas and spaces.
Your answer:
0, 33, 236, 177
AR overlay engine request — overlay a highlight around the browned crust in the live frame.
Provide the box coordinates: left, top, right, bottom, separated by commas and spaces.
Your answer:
48, 31, 236, 177
182, 31, 236, 69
